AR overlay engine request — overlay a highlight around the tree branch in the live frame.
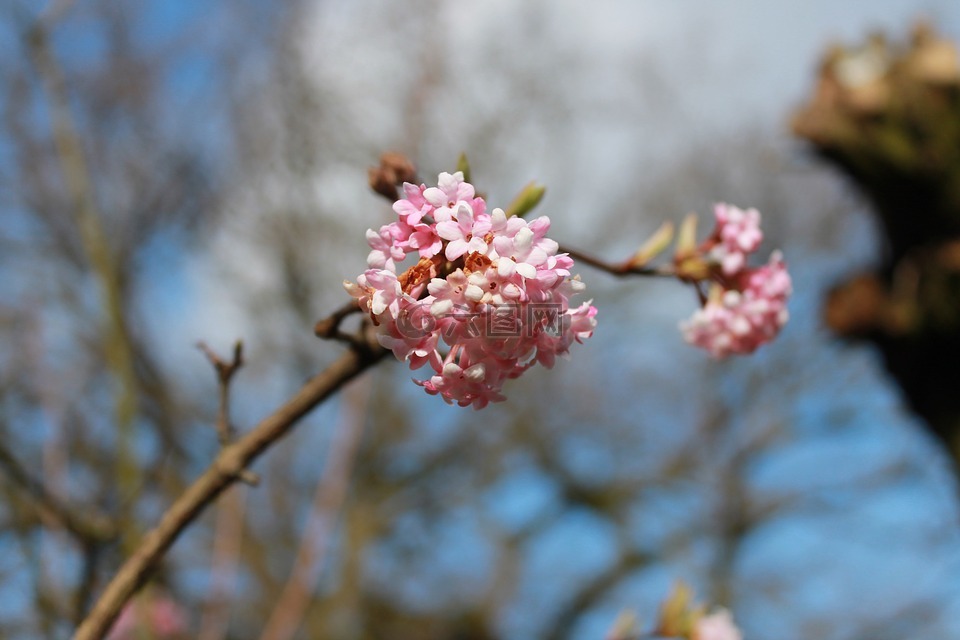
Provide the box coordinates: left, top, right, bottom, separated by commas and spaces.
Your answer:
197, 340, 245, 446
559, 245, 675, 279
73, 333, 387, 640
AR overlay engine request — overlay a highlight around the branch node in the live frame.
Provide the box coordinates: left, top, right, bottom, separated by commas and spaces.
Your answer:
237, 470, 260, 487
314, 302, 363, 346
198, 340, 246, 445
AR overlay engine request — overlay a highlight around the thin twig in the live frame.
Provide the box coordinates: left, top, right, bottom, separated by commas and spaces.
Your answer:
313, 301, 364, 345
73, 337, 388, 640
195, 341, 252, 640
197, 341, 245, 446
560, 245, 676, 279
197, 341, 257, 486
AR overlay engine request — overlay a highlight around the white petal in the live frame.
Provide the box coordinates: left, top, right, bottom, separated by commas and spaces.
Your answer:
442, 362, 461, 377
516, 262, 537, 279
513, 227, 533, 252
464, 363, 486, 382
465, 284, 485, 302
431, 298, 454, 316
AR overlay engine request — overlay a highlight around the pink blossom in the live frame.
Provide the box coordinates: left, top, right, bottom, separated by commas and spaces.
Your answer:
436, 203, 492, 260
405, 222, 443, 258
392, 182, 432, 225
373, 294, 442, 367
680, 251, 791, 358
694, 609, 743, 640
366, 223, 408, 270
415, 349, 507, 409
347, 172, 597, 408
490, 214, 557, 274
422, 171, 485, 222
708, 203, 763, 276
344, 269, 411, 321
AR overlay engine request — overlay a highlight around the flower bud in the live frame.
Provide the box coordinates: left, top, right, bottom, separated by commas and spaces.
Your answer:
505, 181, 546, 218
628, 221, 674, 269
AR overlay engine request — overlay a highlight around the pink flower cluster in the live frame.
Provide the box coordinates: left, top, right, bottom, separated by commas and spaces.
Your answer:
707, 203, 763, 276
346, 172, 597, 408
681, 204, 791, 358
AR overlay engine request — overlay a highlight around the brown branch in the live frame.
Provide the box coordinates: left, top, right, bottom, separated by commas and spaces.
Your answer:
197, 340, 257, 486
73, 327, 387, 640
195, 341, 252, 640
559, 245, 676, 279
313, 301, 364, 345
197, 341, 245, 446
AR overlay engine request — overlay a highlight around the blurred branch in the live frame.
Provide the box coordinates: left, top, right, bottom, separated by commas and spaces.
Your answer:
0, 441, 116, 543
26, 5, 141, 518
197, 341, 246, 447
195, 341, 250, 639
35, 0, 75, 29
74, 318, 388, 640
73, 543, 102, 626
542, 550, 652, 640
196, 341, 251, 640
259, 376, 372, 640
197, 485, 249, 640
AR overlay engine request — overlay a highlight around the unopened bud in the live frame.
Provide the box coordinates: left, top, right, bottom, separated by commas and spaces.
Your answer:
369, 152, 417, 201
456, 152, 472, 183
656, 581, 696, 637
675, 213, 699, 259
605, 610, 640, 640
628, 221, 674, 269
505, 181, 546, 218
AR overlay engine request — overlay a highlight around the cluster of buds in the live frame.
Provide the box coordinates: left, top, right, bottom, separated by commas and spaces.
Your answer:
606, 582, 743, 640
345, 171, 597, 409
637, 203, 791, 358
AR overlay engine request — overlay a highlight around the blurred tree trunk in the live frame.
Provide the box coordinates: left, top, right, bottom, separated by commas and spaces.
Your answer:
793, 23, 960, 465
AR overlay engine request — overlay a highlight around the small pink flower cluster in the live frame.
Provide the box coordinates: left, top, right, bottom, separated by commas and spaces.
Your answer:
708, 203, 763, 276
346, 172, 597, 408
108, 594, 188, 639
681, 204, 791, 358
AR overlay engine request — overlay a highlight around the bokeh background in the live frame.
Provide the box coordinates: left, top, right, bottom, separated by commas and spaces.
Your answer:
3, 1, 960, 638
